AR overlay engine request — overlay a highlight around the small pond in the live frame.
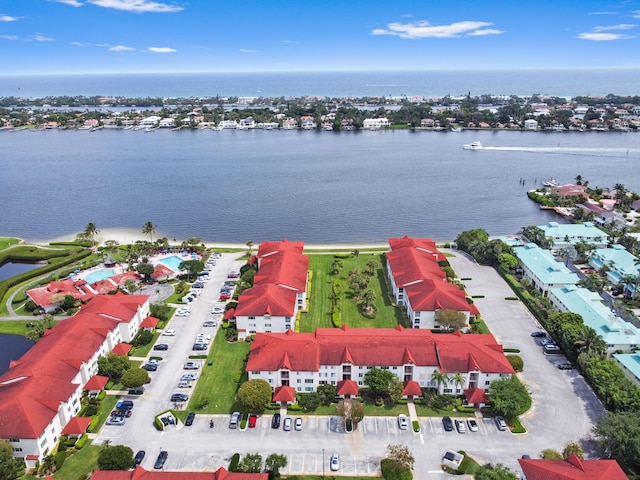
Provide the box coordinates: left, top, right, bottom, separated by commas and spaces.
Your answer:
0, 261, 43, 281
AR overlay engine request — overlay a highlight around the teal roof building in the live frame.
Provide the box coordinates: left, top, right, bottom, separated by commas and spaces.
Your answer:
538, 221, 608, 248
614, 352, 640, 387
589, 244, 640, 285
513, 243, 578, 296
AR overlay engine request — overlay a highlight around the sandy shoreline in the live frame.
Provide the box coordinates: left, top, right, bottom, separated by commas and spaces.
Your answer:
23, 227, 390, 250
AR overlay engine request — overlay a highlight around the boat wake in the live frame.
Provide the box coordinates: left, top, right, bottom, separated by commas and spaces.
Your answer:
482, 146, 639, 158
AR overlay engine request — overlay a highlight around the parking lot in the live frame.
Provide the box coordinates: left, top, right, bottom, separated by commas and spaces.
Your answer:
93, 250, 606, 479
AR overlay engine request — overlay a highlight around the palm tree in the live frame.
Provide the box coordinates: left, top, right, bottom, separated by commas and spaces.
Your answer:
576, 327, 606, 358
620, 273, 640, 300
351, 249, 360, 270
84, 222, 98, 246
246, 240, 254, 255
330, 259, 344, 275
431, 370, 451, 394
142, 221, 157, 243
452, 372, 465, 398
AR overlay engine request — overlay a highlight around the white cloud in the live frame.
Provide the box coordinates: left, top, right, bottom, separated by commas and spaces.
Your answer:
577, 32, 629, 41
110, 45, 136, 51
240, 48, 258, 53
0, 14, 18, 22
282, 40, 300, 44
52, 0, 84, 6
0, 34, 18, 40
589, 11, 617, 15
33, 34, 54, 41
371, 20, 502, 39
467, 28, 504, 36
87, 0, 183, 13
631, 10, 640, 19
593, 23, 636, 31
147, 46, 176, 53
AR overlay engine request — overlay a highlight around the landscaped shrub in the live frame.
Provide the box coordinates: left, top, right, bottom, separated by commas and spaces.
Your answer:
131, 330, 153, 346
331, 310, 341, 327
75, 434, 88, 449
507, 355, 524, 372
288, 403, 302, 411
83, 404, 98, 416
412, 420, 420, 432
87, 416, 99, 433
229, 453, 240, 472
54, 451, 67, 470
97, 390, 106, 400
381, 458, 412, 480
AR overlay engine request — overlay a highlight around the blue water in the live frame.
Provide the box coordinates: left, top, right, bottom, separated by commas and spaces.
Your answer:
1, 69, 639, 98
0, 262, 43, 281
0, 334, 34, 375
84, 268, 116, 284
1, 128, 638, 245
159, 256, 185, 272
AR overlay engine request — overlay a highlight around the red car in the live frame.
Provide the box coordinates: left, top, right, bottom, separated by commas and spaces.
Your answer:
248, 414, 257, 428
219, 291, 231, 300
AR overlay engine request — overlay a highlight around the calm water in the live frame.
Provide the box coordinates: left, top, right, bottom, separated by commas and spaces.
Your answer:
0, 261, 43, 281
1, 69, 640, 98
1, 128, 638, 244
0, 334, 34, 374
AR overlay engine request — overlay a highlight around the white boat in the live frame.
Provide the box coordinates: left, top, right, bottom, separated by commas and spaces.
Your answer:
543, 179, 558, 187
450, 127, 463, 132
462, 141, 483, 150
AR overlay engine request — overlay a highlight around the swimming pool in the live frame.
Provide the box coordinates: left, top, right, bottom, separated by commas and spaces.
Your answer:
85, 268, 116, 284
159, 255, 185, 272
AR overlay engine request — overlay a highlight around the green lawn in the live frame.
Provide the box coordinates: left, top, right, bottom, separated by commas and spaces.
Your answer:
0, 237, 21, 250
94, 395, 119, 430
189, 328, 250, 414
0, 320, 41, 336
129, 331, 161, 357
55, 444, 101, 480
299, 254, 406, 332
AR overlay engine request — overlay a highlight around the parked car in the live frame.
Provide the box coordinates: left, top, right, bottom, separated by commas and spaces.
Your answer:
495, 416, 508, 431
184, 361, 200, 370
153, 344, 169, 351
203, 321, 217, 327
229, 411, 240, 429
248, 414, 257, 428
116, 400, 134, 410
295, 417, 303, 431
111, 409, 132, 418
283, 416, 292, 431
530, 331, 547, 337
154, 451, 168, 470
162, 329, 176, 336
397, 414, 408, 430
467, 419, 479, 432
177, 381, 193, 388
219, 291, 231, 300
185, 412, 195, 426
141, 363, 158, 371
455, 419, 467, 433
557, 362, 575, 370
170, 393, 189, 402
442, 416, 454, 432
271, 413, 281, 429
106, 416, 126, 426
180, 373, 198, 381
212, 306, 224, 314
227, 271, 240, 278
133, 450, 145, 467
192, 343, 208, 351
330, 453, 340, 471
544, 344, 562, 354
128, 386, 145, 395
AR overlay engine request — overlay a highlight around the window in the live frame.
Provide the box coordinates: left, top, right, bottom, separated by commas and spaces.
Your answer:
265, 323, 271, 327
9, 439, 19, 443
297, 379, 301, 384
305, 387, 313, 392
248, 316, 255, 320
13, 448, 23, 452
358, 373, 363, 378
305, 379, 313, 384
485, 381, 491, 386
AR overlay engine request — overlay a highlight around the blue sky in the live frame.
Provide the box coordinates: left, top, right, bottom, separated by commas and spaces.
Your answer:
1, 0, 639, 74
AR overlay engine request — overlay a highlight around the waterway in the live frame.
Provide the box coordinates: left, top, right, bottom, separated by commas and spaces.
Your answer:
0, 334, 34, 375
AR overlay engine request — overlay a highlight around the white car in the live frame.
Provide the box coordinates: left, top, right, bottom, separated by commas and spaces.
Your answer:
162, 329, 176, 336
330, 453, 340, 471
212, 306, 224, 314
398, 414, 409, 430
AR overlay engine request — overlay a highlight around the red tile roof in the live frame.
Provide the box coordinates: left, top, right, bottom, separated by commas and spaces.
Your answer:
272, 385, 296, 402
61, 416, 92, 435
0, 295, 148, 440
257, 239, 304, 259
246, 327, 514, 376
84, 374, 109, 391
111, 343, 132, 356
518, 454, 628, 480
223, 308, 235, 320
140, 315, 159, 328
337, 379, 359, 396
253, 250, 309, 292
152, 264, 174, 280
402, 380, 422, 397
464, 387, 488, 404
405, 278, 479, 315
80, 293, 148, 322
92, 466, 268, 480
27, 278, 95, 308
386, 247, 446, 287
234, 284, 298, 317
388, 236, 446, 261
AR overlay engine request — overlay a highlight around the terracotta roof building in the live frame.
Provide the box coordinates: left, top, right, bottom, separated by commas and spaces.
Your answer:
92, 466, 268, 480
518, 454, 628, 480
26, 278, 95, 313
386, 237, 478, 329
235, 240, 308, 339
246, 326, 514, 396
0, 294, 150, 469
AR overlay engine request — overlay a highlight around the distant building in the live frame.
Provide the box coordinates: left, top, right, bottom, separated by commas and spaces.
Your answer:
513, 243, 578, 297
519, 454, 628, 480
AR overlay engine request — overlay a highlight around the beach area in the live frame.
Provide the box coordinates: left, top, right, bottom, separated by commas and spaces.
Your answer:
36, 227, 390, 251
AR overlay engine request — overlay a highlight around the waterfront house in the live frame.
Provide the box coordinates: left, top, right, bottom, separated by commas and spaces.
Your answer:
282, 118, 298, 130
158, 117, 175, 128
246, 326, 514, 400
363, 118, 390, 130
537, 222, 608, 249
589, 245, 640, 291
233, 240, 308, 339
548, 285, 640, 355
386, 236, 478, 329
218, 120, 238, 129
513, 243, 579, 297
0, 294, 150, 469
